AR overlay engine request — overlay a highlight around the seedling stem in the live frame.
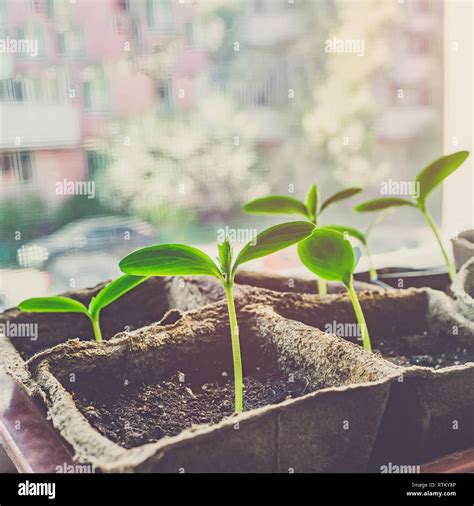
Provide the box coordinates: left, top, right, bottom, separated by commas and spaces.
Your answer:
317, 279, 327, 295
91, 317, 103, 342
224, 282, 243, 412
346, 280, 371, 352
421, 207, 456, 281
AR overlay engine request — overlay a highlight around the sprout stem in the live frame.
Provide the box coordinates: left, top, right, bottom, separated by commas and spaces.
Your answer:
91, 316, 103, 342
346, 281, 372, 352
317, 278, 327, 295
421, 208, 456, 282
364, 245, 378, 281
224, 283, 243, 413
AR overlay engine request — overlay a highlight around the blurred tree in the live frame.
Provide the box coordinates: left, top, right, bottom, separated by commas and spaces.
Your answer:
0, 192, 48, 243
0, 192, 49, 265
303, 0, 398, 186
103, 94, 257, 234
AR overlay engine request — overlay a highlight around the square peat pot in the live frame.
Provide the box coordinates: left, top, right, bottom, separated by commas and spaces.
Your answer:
0, 277, 173, 393
265, 286, 474, 467
234, 271, 378, 295
26, 303, 399, 473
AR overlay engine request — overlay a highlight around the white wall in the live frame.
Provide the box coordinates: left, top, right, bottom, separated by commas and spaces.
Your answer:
443, 0, 474, 237
0, 102, 80, 150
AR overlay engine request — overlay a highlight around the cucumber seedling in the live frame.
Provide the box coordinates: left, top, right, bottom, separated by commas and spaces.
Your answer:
119, 221, 314, 413
19, 274, 147, 342
321, 224, 377, 282
298, 227, 372, 352
243, 185, 364, 293
355, 151, 470, 282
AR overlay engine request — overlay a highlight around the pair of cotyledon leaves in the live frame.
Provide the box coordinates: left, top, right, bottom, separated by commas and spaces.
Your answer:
19, 274, 147, 321
243, 185, 362, 224
243, 185, 368, 247
355, 151, 469, 213
119, 221, 315, 281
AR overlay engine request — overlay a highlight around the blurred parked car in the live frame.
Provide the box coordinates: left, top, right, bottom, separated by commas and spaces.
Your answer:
48, 252, 123, 293
17, 216, 155, 269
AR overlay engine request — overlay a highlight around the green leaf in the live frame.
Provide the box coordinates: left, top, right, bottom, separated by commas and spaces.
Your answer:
233, 221, 314, 271
415, 151, 469, 207
298, 228, 355, 285
306, 184, 319, 221
319, 187, 363, 213
243, 196, 308, 217
324, 225, 367, 245
89, 275, 147, 318
355, 197, 415, 213
119, 244, 221, 278
19, 296, 90, 316
217, 238, 232, 277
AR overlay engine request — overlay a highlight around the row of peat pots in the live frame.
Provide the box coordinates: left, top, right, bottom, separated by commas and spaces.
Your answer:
1, 259, 474, 473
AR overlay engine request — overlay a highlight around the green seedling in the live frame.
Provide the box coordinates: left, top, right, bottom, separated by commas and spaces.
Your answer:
119, 221, 314, 413
18, 274, 147, 342
323, 224, 377, 282
355, 151, 470, 282
243, 185, 364, 293
298, 227, 372, 352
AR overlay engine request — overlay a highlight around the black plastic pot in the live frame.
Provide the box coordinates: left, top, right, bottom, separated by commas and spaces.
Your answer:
355, 266, 450, 291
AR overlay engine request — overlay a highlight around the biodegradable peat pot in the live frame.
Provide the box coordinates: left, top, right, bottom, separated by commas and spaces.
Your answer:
0, 277, 173, 395
239, 285, 474, 466
451, 257, 474, 321
25, 303, 399, 473
0, 277, 172, 360
452, 230, 474, 272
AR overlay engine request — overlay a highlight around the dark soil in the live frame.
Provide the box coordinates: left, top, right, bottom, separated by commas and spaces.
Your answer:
74, 369, 310, 449
376, 334, 474, 369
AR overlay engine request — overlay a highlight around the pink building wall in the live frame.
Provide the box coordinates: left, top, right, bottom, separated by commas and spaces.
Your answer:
34, 149, 86, 204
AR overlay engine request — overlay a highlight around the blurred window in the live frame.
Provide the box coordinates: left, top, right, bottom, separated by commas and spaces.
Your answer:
46, 0, 71, 20
156, 78, 173, 111
147, 0, 174, 33
0, 152, 34, 184
16, 24, 45, 57
83, 69, 109, 113
0, 79, 25, 101
185, 22, 195, 50
58, 28, 85, 58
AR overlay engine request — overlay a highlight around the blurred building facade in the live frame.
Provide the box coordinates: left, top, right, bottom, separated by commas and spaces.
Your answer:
0, 0, 208, 203
0, 0, 444, 200
376, 0, 443, 179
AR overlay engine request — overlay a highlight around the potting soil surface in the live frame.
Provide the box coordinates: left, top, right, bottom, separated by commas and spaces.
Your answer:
377, 334, 474, 369
74, 370, 310, 449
